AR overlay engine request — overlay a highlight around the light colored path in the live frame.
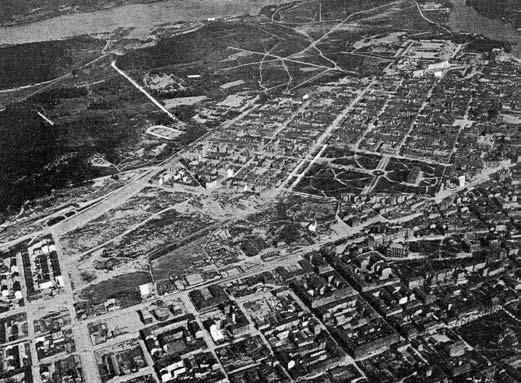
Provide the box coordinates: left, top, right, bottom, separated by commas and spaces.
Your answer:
111, 60, 182, 126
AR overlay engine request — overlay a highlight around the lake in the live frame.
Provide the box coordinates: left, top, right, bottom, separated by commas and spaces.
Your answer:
0, 0, 287, 46
447, 0, 521, 57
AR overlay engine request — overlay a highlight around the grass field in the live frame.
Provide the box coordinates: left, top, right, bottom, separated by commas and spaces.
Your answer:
77, 271, 152, 305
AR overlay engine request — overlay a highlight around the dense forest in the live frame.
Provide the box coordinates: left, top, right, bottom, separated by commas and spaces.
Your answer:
0, 36, 104, 89
0, 105, 100, 218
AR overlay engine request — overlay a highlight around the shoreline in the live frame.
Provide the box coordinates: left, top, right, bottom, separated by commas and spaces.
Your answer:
446, 0, 521, 57
0, 0, 163, 28
0, 0, 286, 47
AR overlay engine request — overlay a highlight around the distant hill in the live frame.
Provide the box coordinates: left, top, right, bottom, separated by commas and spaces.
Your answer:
1, 0, 160, 26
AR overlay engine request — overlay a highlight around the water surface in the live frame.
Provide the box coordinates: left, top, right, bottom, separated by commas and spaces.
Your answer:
0, 0, 286, 45
447, 0, 521, 57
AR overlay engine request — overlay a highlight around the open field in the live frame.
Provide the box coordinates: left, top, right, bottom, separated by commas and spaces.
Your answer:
60, 187, 192, 256
74, 271, 152, 308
